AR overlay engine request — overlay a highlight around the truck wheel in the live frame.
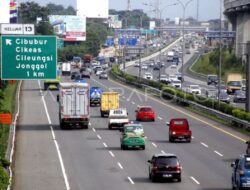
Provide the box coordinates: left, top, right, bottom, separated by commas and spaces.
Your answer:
60, 122, 67, 130
44, 84, 48, 90
101, 112, 104, 117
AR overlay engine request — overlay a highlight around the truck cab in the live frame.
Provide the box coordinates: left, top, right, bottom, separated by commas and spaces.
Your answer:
90, 87, 103, 106
167, 118, 192, 143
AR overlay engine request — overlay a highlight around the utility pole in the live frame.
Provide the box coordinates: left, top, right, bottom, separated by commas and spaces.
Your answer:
246, 41, 250, 112
218, 0, 222, 108
196, 0, 199, 22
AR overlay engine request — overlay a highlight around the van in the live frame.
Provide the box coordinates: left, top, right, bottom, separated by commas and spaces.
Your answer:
226, 73, 242, 94
167, 118, 192, 143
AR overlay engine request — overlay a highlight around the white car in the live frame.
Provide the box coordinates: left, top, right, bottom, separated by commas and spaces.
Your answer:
159, 75, 170, 84
91, 60, 100, 66
187, 85, 201, 94
108, 108, 129, 130
170, 79, 182, 88
170, 64, 177, 69
134, 61, 140, 67
141, 64, 148, 70
96, 69, 103, 76
143, 72, 153, 80
168, 74, 178, 81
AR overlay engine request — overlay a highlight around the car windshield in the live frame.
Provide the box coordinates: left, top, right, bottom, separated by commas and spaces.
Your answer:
160, 75, 167, 78
236, 91, 245, 96
208, 76, 217, 80
140, 107, 152, 112
124, 125, 143, 132
156, 157, 178, 166
190, 86, 199, 89
228, 81, 241, 87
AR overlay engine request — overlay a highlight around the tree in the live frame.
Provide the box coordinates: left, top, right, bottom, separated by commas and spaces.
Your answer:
46, 3, 76, 15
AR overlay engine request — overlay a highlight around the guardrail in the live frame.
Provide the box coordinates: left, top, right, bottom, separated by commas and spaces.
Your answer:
110, 71, 250, 129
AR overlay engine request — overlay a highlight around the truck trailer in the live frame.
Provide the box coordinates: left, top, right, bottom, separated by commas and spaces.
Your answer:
57, 82, 90, 129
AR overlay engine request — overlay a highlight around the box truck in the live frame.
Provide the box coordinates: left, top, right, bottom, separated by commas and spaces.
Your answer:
57, 82, 89, 129
100, 92, 119, 117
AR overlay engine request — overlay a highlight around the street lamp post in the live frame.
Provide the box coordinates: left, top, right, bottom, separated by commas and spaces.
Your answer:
218, 0, 223, 108
176, 0, 195, 88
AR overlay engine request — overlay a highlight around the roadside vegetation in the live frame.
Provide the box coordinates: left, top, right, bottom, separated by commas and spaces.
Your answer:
111, 64, 250, 124
191, 48, 245, 79
0, 82, 18, 189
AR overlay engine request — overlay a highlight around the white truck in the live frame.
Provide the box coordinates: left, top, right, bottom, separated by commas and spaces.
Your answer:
167, 51, 174, 62
61, 62, 71, 76
57, 82, 90, 129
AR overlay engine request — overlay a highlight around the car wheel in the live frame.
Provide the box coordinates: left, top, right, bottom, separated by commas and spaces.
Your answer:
152, 118, 155, 122
121, 144, 124, 150
186, 138, 191, 143
141, 145, 145, 150
151, 174, 156, 182
169, 136, 173, 142
108, 125, 112, 130
177, 177, 181, 182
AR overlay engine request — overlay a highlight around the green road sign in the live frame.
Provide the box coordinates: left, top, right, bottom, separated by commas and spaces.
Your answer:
1, 35, 57, 80
57, 38, 64, 49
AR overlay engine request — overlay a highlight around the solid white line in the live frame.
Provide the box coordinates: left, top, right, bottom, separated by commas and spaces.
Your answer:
161, 150, 166, 154
158, 116, 163, 120
38, 81, 70, 190
117, 162, 124, 169
103, 142, 108, 148
214, 150, 223, 157
97, 135, 102, 140
151, 142, 157, 148
7, 81, 22, 190
92, 128, 96, 132
200, 142, 209, 148
127, 177, 135, 185
190, 176, 200, 185
109, 151, 115, 157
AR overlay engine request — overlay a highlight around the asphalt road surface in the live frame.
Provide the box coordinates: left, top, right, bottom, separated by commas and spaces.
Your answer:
13, 70, 248, 190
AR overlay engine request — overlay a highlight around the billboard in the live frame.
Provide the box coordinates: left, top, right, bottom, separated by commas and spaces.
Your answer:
49, 15, 86, 41
10, 1, 17, 23
0, 0, 10, 23
108, 15, 122, 29
77, 0, 108, 18
149, 21, 155, 30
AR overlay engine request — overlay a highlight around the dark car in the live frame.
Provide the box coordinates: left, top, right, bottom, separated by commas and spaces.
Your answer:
207, 75, 218, 85
71, 71, 81, 80
233, 90, 246, 103
153, 65, 160, 70
175, 72, 183, 82
216, 91, 230, 104
231, 154, 250, 190
148, 153, 182, 182
80, 68, 91, 78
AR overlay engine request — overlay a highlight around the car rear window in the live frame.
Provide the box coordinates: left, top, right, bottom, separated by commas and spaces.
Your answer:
140, 107, 152, 112
171, 120, 188, 130
156, 157, 178, 166
245, 157, 250, 169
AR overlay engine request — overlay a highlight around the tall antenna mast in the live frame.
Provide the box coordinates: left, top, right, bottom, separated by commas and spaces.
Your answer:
196, 0, 199, 22
127, 0, 131, 11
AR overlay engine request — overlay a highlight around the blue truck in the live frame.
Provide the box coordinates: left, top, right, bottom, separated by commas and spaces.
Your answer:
90, 87, 103, 106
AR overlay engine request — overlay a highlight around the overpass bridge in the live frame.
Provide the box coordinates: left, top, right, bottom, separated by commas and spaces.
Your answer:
224, 0, 250, 57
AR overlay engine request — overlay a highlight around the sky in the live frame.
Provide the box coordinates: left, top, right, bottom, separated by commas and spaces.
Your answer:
17, 0, 222, 21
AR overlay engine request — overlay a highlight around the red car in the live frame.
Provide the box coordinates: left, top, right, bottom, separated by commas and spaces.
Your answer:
135, 106, 155, 121
167, 118, 192, 143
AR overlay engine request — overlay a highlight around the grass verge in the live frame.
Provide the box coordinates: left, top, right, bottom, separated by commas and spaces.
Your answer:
0, 82, 18, 189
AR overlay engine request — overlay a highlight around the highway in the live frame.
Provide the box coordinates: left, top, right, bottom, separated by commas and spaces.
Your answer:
125, 40, 246, 110
13, 70, 248, 190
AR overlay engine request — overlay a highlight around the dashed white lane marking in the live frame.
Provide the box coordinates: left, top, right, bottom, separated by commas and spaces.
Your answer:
126, 99, 130, 102
190, 176, 200, 185
200, 142, 208, 148
161, 150, 166, 154
158, 116, 163, 120
117, 162, 124, 169
122, 96, 126, 99
145, 136, 148, 139
92, 128, 96, 132
128, 177, 135, 185
214, 150, 223, 157
97, 135, 102, 140
191, 136, 194, 139
132, 101, 135, 104
103, 142, 108, 148
89, 123, 92, 126
151, 142, 157, 148
109, 151, 115, 157
38, 81, 70, 190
